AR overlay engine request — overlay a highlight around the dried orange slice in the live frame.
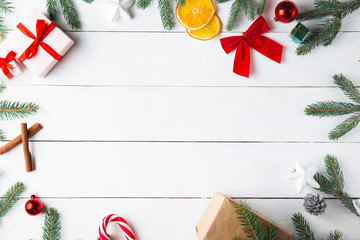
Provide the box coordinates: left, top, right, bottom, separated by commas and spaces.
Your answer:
176, 0, 215, 30
186, 15, 221, 41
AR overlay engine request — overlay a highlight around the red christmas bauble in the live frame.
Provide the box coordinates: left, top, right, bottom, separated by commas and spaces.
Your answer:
25, 195, 43, 216
274, 1, 298, 23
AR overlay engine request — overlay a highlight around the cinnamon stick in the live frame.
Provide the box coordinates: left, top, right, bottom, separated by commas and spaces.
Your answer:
21, 123, 32, 172
0, 123, 42, 155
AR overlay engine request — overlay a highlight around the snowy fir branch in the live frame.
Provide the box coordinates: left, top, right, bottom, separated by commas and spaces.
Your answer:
0, 182, 24, 219
46, 0, 94, 29
296, 0, 360, 55
292, 213, 343, 240
43, 208, 61, 240
314, 155, 360, 217
305, 74, 360, 140
233, 201, 278, 240
216, 0, 266, 31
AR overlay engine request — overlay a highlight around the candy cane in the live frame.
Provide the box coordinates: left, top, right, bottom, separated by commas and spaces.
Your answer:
99, 214, 136, 240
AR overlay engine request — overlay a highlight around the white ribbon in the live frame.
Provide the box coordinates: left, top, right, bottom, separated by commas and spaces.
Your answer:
101, 0, 134, 22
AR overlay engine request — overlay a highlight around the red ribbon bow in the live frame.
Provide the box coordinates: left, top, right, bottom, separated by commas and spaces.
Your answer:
220, 16, 283, 78
17, 19, 63, 62
0, 51, 16, 79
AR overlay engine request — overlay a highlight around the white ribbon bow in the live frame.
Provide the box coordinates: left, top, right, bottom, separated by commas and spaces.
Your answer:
102, 0, 134, 22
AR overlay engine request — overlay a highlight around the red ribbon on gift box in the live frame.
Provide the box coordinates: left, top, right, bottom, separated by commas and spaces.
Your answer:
220, 16, 283, 78
17, 19, 63, 62
0, 51, 16, 79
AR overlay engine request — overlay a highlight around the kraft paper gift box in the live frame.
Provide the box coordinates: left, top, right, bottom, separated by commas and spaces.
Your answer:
196, 192, 292, 240
0, 51, 22, 79
1, 8, 74, 77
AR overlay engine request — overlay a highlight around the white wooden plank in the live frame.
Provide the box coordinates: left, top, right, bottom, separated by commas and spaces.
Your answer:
1, 142, 359, 197
0, 198, 360, 239
5, 0, 360, 32
4, 31, 359, 87
1, 85, 359, 142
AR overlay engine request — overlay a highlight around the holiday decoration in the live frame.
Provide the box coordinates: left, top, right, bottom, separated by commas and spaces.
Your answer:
296, 0, 360, 55
46, 0, 94, 29
43, 208, 61, 240
313, 155, 360, 217
303, 193, 327, 216
220, 16, 283, 78
292, 213, 342, 240
99, 214, 136, 240
0, 51, 22, 79
0, 182, 24, 219
185, 15, 221, 41
0, 0, 14, 40
305, 74, 360, 140
25, 194, 43, 216
101, 0, 134, 22
287, 161, 320, 194
1, 8, 74, 77
274, 1, 298, 23
196, 192, 292, 240
0, 123, 42, 154
290, 23, 310, 44
21, 123, 33, 172
216, 0, 267, 31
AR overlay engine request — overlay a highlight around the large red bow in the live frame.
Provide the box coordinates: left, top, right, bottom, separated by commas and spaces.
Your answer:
17, 19, 63, 62
220, 16, 283, 78
0, 51, 16, 79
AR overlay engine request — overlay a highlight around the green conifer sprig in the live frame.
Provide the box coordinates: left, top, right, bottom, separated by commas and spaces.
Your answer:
43, 208, 61, 240
46, 0, 94, 30
0, 100, 38, 120
296, 0, 360, 55
305, 74, 360, 140
314, 155, 360, 217
233, 201, 278, 240
292, 213, 343, 240
0, 182, 24, 219
216, 0, 266, 31
0, 0, 14, 41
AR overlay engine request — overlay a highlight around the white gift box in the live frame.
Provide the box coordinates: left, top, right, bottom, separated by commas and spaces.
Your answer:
1, 8, 74, 77
0, 50, 22, 80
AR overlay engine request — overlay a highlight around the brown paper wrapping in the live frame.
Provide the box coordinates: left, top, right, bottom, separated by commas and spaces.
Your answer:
196, 192, 292, 240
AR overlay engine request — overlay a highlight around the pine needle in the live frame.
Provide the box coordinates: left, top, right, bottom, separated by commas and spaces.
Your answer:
257, 0, 266, 15
82, 0, 94, 3
59, 0, 81, 29
305, 101, 360, 117
157, 0, 175, 30
0, 0, 14, 15
216, 0, 231, 2
0, 100, 38, 120
136, 0, 153, 9
0, 129, 5, 141
43, 208, 61, 240
329, 113, 360, 140
0, 15, 8, 41
333, 74, 360, 104
263, 223, 278, 240
291, 213, 316, 240
47, 0, 58, 21
176, 0, 186, 7
328, 230, 343, 240
225, 0, 242, 31
235, 201, 264, 240
0, 182, 24, 218
0, 81, 5, 93
241, 0, 255, 21
314, 155, 360, 217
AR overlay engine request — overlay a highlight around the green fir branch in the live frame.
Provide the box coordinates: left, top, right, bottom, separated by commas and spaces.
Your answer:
235, 201, 264, 240
82, 0, 94, 3
296, 0, 360, 55
291, 213, 316, 240
225, 0, 242, 31
46, 0, 58, 21
216, 0, 231, 3
0, 81, 6, 93
333, 74, 360, 104
305, 74, 360, 140
0, 182, 24, 218
241, 0, 255, 21
0, 100, 38, 120
136, 0, 153, 9
176, 0, 186, 7
0, 129, 5, 141
256, 0, 266, 15
0, 15, 8, 41
43, 208, 61, 240
263, 223, 278, 240
0, 0, 14, 15
314, 155, 360, 217
328, 230, 343, 240
157, 0, 175, 30
59, 0, 81, 29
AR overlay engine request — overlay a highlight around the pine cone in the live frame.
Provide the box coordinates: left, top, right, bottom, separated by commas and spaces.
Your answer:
303, 193, 327, 216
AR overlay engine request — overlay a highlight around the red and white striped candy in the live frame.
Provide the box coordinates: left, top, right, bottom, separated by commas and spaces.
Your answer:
99, 214, 136, 240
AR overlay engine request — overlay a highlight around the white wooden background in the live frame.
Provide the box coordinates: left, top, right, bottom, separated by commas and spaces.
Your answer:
0, 0, 359, 239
